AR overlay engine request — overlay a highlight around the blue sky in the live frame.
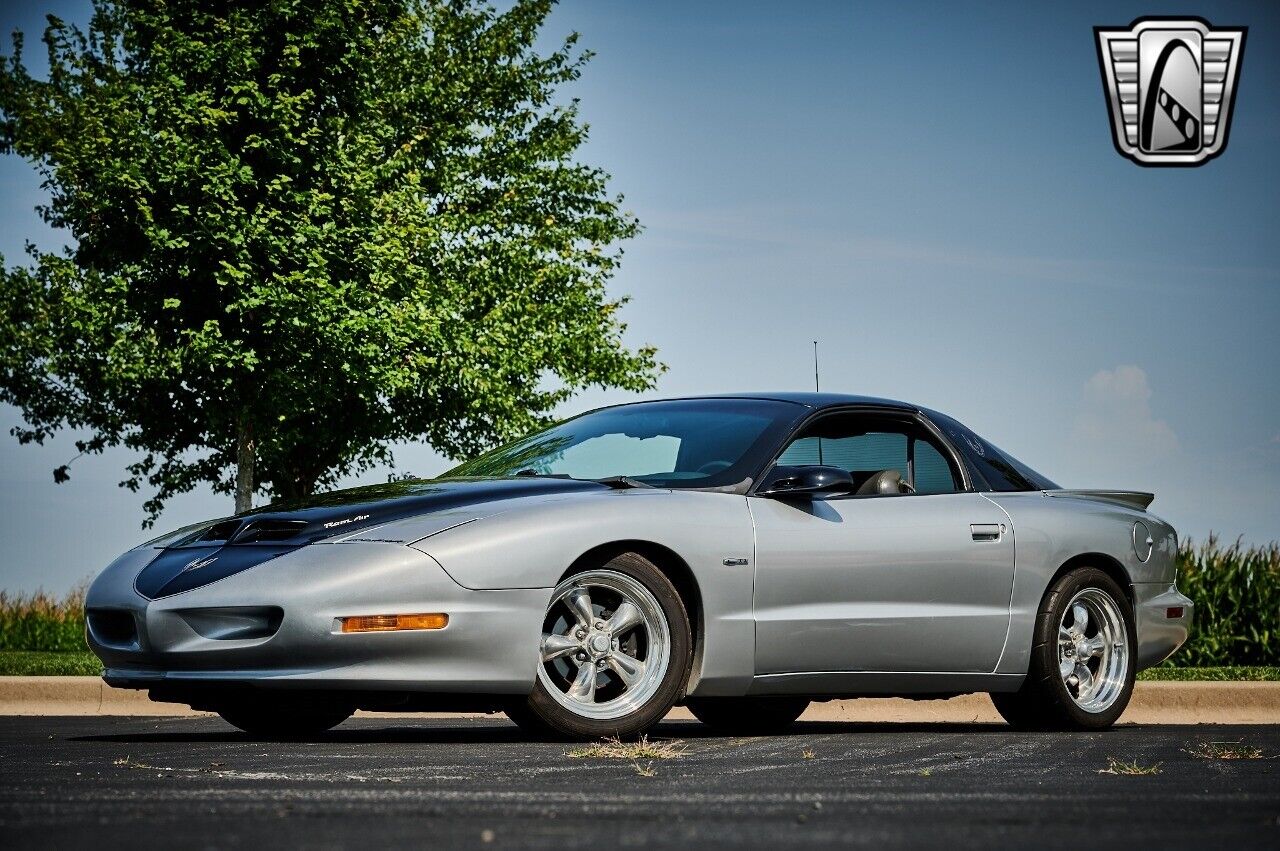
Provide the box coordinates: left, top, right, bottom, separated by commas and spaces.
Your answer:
2, 1, 1277, 593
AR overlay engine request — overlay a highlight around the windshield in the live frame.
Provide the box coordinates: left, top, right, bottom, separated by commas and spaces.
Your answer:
442, 399, 802, 488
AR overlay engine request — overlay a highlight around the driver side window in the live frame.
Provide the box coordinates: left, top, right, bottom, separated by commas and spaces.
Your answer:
776, 413, 961, 496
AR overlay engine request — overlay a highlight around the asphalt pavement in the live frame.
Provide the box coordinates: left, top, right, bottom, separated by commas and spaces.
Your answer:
2, 715, 1277, 848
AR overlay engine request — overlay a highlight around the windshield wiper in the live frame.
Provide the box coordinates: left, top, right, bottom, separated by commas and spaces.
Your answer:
592, 475, 654, 490
513, 469, 573, 479
512, 469, 651, 489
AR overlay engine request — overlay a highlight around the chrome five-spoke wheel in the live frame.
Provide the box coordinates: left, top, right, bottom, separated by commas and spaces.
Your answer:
990, 567, 1136, 730
507, 553, 691, 739
537, 569, 671, 720
1058, 587, 1128, 713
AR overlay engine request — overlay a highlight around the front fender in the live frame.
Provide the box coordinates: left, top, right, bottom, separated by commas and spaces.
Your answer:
407, 489, 759, 695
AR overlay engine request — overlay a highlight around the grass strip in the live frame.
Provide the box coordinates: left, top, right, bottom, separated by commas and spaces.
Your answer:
0, 650, 103, 676
1138, 666, 1280, 681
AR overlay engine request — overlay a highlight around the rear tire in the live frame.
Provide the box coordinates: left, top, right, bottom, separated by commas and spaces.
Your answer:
686, 696, 809, 736
992, 568, 1135, 731
505, 552, 692, 741
217, 699, 353, 738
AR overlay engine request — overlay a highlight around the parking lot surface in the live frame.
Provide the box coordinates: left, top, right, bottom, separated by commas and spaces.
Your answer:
2, 716, 1277, 848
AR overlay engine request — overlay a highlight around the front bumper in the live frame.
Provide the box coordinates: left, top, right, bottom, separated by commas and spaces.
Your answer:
85, 541, 549, 696
1132, 582, 1194, 669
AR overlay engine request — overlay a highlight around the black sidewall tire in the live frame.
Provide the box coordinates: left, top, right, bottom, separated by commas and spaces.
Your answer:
996, 568, 1136, 731
510, 552, 693, 741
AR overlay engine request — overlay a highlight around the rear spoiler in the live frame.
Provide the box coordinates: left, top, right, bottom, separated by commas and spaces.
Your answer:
1042, 489, 1155, 511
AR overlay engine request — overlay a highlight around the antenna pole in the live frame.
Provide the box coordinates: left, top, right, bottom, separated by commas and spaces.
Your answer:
813, 340, 820, 392
813, 340, 823, 464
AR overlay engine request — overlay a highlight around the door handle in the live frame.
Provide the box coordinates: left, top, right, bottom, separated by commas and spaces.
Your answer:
970, 523, 1004, 542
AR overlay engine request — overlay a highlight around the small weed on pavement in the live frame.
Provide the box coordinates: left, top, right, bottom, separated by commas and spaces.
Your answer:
113, 755, 154, 770
1184, 740, 1266, 760
1098, 757, 1162, 776
566, 735, 685, 761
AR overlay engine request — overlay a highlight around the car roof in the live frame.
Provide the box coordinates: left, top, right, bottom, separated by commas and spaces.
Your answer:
631, 392, 920, 411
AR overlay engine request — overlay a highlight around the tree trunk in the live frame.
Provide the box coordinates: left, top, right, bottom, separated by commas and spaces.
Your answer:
235, 417, 255, 514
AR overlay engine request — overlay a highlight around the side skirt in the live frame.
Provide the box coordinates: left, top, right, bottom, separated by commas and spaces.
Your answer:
746, 671, 1026, 697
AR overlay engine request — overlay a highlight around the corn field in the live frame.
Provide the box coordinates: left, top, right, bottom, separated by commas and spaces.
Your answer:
1164, 535, 1280, 667
0, 584, 87, 652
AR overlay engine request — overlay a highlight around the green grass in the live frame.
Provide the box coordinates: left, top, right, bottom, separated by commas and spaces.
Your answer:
0, 650, 103, 676
1138, 666, 1280, 681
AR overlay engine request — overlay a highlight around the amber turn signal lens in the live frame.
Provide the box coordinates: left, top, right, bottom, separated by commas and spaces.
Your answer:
340, 613, 449, 633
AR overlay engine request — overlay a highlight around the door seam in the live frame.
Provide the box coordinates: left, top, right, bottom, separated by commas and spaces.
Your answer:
980, 492, 1017, 673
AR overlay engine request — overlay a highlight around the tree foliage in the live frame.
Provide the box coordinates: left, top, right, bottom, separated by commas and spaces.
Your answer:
0, 0, 660, 521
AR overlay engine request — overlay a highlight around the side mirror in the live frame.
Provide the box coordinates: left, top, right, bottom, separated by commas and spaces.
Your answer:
757, 465, 855, 498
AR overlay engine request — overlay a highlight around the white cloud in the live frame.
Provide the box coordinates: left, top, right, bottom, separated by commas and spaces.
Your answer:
1072, 365, 1178, 459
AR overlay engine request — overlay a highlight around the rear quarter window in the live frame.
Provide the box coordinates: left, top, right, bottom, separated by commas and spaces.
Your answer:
925, 411, 1059, 492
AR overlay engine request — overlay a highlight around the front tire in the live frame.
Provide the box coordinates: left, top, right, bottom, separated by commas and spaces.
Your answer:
686, 696, 809, 736
991, 568, 1135, 730
217, 699, 353, 738
506, 553, 692, 740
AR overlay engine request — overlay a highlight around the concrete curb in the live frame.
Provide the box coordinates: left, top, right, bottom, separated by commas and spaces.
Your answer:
1, 677, 1277, 724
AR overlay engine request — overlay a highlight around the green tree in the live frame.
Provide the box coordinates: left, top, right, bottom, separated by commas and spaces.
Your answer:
0, 0, 660, 521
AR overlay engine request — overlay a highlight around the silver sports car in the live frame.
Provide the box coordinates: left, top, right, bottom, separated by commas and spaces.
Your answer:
86, 394, 1193, 738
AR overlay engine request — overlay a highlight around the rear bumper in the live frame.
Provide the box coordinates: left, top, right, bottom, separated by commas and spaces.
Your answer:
85, 541, 550, 698
1132, 582, 1193, 669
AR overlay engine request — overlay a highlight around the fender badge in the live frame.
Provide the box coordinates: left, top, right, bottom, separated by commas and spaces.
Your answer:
181, 555, 219, 573
322, 514, 371, 529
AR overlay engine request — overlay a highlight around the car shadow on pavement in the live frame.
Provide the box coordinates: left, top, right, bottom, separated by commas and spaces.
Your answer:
662, 719, 1018, 737
70, 717, 1033, 746
72, 720, 527, 746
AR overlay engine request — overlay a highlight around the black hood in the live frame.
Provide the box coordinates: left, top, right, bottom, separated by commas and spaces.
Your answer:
236, 476, 607, 539
135, 476, 606, 599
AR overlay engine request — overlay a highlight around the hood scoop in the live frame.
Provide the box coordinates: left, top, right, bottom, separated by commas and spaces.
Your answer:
231, 519, 309, 544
